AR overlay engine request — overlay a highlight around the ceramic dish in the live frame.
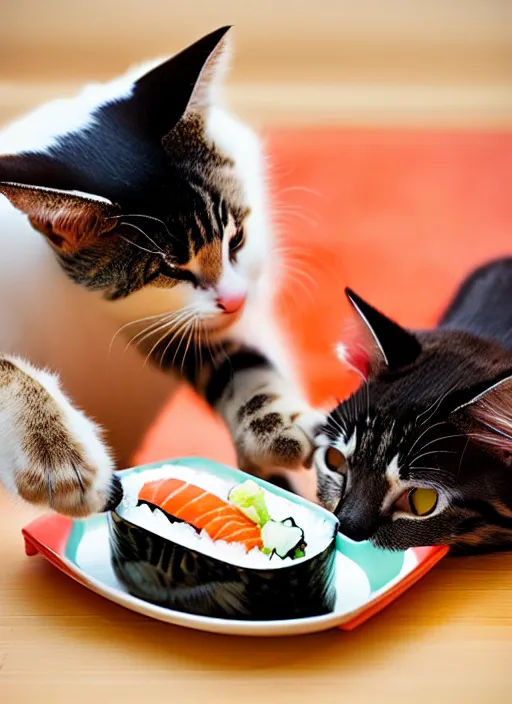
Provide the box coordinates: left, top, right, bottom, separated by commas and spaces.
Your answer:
22, 457, 448, 637
109, 463, 339, 620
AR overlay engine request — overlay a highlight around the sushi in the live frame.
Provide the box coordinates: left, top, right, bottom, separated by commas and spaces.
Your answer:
137, 478, 264, 552
108, 463, 338, 621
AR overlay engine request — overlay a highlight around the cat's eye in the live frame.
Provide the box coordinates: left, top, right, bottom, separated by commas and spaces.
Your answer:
159, 262, 198, 286
395, 487, 438, 517
323, 446, 347, 473
409, 488, 438, 516
229, 228, 245, 257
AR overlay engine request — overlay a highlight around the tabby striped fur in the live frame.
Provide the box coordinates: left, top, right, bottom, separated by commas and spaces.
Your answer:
0, 28, 322, 515
316, 258, 512, 555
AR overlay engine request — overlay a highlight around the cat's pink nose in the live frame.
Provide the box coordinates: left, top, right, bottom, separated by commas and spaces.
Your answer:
217, 292, 247, 315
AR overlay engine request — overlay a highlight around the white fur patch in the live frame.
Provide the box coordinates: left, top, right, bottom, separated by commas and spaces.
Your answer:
0, 355, 114, 513
0, 70, 141, 156
218, 366, 323, 472
336, 429, 357, 458
0, 45, 301, 485
335, 342, 349, 363
1, 182, 112, 204
385, 453, 401, 490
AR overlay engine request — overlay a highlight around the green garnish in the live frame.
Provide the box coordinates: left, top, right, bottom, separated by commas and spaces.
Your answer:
229, 480, 307, 560
228, 480, 271, 526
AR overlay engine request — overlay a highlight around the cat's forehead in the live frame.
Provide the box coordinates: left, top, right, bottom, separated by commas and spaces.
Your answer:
327, 406, 407, 458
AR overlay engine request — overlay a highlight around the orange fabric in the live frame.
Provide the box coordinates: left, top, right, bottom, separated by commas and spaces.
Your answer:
135, 127, 512, 467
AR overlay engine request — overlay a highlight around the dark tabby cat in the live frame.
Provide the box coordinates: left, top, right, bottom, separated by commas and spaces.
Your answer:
0, 27, 322, 516
315, 257, 512, 555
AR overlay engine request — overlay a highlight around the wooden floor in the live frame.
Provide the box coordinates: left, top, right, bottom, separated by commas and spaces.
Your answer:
0, 2, 511, 702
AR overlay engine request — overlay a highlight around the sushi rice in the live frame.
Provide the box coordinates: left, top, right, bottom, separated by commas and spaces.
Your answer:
118, 465, 334, 569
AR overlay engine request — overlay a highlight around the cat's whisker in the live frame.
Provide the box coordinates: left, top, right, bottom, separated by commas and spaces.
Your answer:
277, 185, 324, 199
278, 270, 316, 305
124, 307, 194, 353
456, 438, 470, 479
279, 262, 319, 297
273, 198, 320, 219
120, 234, 162, 257
112, 213, 178, 243
410, 448, 458, 467
408, 466, 453, 475
328, 413, 348, 439
275, 244, 337, 278
276, 250, 332, 276
109, 311, 172, 353
119, 220, 164, 253
196, 320, 204, 372
155, 310, 199, 369
127, 312, 186, 352
284, 269, 318, 296
149, 315, 191, 368
416, 383, 458, 429
148, 309, 198, 367
276, 246, 330, 265
170, 316, 196, 370
272, 208, 319, 230
274, 196, 319, 211
180, 316, 198, 375
409, 432, 468, 465
406, 420, 450, 459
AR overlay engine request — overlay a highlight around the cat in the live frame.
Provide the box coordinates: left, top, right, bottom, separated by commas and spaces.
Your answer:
315, 257, 512, 555
0, 27, 323, 517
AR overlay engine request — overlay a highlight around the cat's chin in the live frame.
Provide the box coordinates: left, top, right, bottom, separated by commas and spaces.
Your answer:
204, 310, 244, 337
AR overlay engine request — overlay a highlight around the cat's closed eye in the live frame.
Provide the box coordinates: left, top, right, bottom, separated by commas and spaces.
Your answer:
229, 227, 245, 260
394, 487, 438, 517
159, 262, 198, 286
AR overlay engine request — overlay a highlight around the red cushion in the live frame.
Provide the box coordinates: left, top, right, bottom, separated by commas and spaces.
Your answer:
135, 127, 512, 467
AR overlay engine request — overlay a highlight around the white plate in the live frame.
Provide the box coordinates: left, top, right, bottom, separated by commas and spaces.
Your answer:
22, 457, 447, 637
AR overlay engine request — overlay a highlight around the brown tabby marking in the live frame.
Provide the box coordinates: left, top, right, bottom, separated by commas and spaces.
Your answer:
0, 358, 16, 385
1, 358, 114, 516
0, 27, 325, 503
456, 525, 512, 549
271, 437, 304, 465
238, 394, 279, 421
250, 413, 284, 436
196, 241, 222, 285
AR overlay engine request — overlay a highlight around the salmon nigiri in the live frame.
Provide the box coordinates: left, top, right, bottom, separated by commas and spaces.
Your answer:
138, 478, 263, 552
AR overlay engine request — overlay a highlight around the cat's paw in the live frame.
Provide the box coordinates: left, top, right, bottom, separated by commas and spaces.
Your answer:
234, 393, 326, 474
0, 356, 120, 517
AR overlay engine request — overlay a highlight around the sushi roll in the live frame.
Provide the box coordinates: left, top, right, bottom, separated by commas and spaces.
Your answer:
108, 464, 338, 621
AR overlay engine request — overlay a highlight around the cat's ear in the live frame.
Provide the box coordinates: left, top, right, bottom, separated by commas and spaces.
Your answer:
342, 288, 422, 374
0, 28, 232, 200
0, 182, 120, 253
132, 25, 231, 133
174, 25, 231, 112
451, 374, 512, 452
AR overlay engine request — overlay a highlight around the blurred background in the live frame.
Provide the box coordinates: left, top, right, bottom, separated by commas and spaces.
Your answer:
0, 1, 511, 467
1, 0, 511, 128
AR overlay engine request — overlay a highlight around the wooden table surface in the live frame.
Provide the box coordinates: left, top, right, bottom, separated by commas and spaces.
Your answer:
1, 4, 512, 701
1, 494, 511, 704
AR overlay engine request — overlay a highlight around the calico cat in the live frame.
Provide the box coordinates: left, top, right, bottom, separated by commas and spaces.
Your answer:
0, 27, 323, 517
315, 257, 512, 555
